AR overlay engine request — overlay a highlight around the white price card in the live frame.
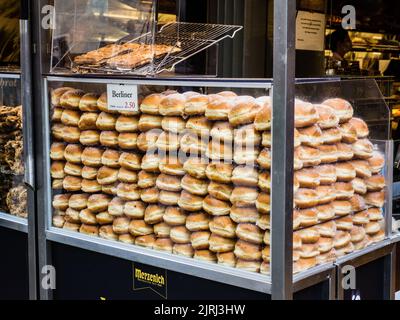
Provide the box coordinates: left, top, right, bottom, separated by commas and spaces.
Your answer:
296, 11, 326, 52
107, 84, 139, 112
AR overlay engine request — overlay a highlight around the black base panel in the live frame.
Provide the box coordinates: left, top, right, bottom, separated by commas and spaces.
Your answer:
0, 226, 29, 300
51, 242, 330, 300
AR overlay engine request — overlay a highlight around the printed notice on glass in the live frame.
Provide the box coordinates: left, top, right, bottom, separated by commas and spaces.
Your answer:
107, 84, 139, 112
296, 11, 326, 51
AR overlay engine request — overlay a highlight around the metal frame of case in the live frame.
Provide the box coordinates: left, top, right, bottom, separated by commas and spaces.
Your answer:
29, 0, 396, 300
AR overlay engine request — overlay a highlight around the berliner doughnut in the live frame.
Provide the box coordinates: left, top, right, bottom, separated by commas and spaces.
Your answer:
315, 104, 339, 129
366, 221, 382, 236
65, 207, 80, 223
123, 200, 146, 219
322, 98, 354, 123
234, 124, 262, 146
87, 194, 110, 213
107, 197, 125, 217
217, 252, 237, 268
96, 211, 114, 225
118, 133, 138, 150
260, 261, 270, 275
153, 222, 171, 238
293, 148, 304, 171
99, 225, 118, 241
140, 93, 164, 115
336, 216, 353, 231
61, 109, 81, 127
164, 206, 186, 226
81, 147, 103, 167
351, 178, 367, 195
334, 182, 354, 200
137, 131, 160, 152
159, 190, 180, 206
194, 250, 217, 263
63, 175, 82, 191
159, 93, 186, 116
262, 131, 272, 148
205, 163, 233, 183
100, 131, 119, 148
334, 231, 352, 249
316, 201, 335, 222
210, 122, 234, 142
236, 260, 261, 273
216, 91, 237, 98
101, 149, 120, 168
161, 116, 186, 134
295, 146, 321, 167
117, 183, 141, 201
97, 92, 117, 114
352, 210, 370, 225
207, 182, 233, 202
78, 112, 98, 130
317, 237, 334, 253
129, 220, 153, 236
153, 238, 173, 253
262, 246, 270, 262
298, 227, 320, 244
203, 196, 231, 216
138, 114, 162, 132
79, 130, 100, 146
156, 132, 180, 152
233, 146, 260, 165
368, 151, 385, 174
186, 116, 212, 136
228, 96, 261, 127
293, 211, 301, 230
231, 166, 258, 187
52, 179, 63, 190
64, 162, 82, 177
184, 94, 209, 116
79, 209, 97, 225
143, 204, 165, 225
320, 127, 342, 145
236, 223, 263, 244
52, 123, 65, 140
156, 174, 182, 192
135, 235, 156, 249
230, 206, 259, 224
205, 96, 235, 121
180, 132, 207, 155
336, 143, 354, 161
339, 122, 357, 144
181, 174, 209, 196
298, 125, 323, 147
370, 230, 385, 243
118, 233, 135, 244
295, 100, 319, 128
299, 243, 320, 258
316, 164, 337, 185
336, 162, 356, 181
97, 166, 118, 185
349, 118, 369, 139
350, 194, 367, 212
315, 221, 337, 238
182, 158, 207, 180
51, 87, 74, 107
51, 161, 65, 179
68, 194, 89, 211
318, 144, 339, 164
63, 222, 81, 232
349, 160, 372, 179
53, 194, 71, 211
234, 240, 262, 261
299, 208, 318, 227
254, 97, 272, 131
350, 226, 366, 243
208, 216, 235, 239
178, 191, 204, 212
365, 175, 386, 192
117, 167, 137, 184
50, 142, 66, 161
258, 214, 271, 231
295, 168, 320, 188
52, 215, 65, 228
293, 232, 302, 250
63, 126, 81, 143
115, 115, 139, 133
96, 112, 117, 130
230, 187, 258, 208
137, 170, 157, 188
78, 92, 99, 112
185, 212, 210, 232
206, 140, 233, 161
294, 188, 319, 209
258, 171, 271, 192
352, 139, 374, 159
170, 226, 191, 244
256, 192, 271, 214
365, 191, 385, 208
332, 200, 352, 216
60, 89, 85, 109
256, 148, 271, 169
79, 224, 99, 237
119, 152, 142, 171
141, 154, 161, 173
81, 179, 102, 193
173, 244, 195, 258
367, 207, 384, 221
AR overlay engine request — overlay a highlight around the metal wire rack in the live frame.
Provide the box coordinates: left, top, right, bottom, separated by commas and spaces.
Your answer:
75, 22, 243, 76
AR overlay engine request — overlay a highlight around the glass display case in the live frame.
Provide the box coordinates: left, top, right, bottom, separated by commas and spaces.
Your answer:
39, 75, 392, 293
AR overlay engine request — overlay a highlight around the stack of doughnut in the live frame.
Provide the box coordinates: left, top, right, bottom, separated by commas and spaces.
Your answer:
291, 98, 386, 273
50, 87, 386, 276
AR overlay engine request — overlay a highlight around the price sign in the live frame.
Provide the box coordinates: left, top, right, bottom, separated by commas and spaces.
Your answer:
107, 84, 139, 112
